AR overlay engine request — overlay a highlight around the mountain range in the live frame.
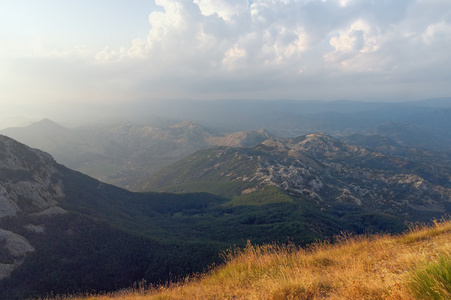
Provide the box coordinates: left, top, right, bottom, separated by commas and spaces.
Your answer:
138, 132, 451, 221
1, 127, 450, 298
1, 99, 450, 192
1, 98, 450, 298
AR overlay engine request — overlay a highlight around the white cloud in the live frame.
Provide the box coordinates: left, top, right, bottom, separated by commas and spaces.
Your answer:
329, 19, 380, 53
222, 44, 246, 67
422, 21, 451, 43
2, 0, 451, 108
96, 0, 316, 69
326, 19, 388, 72
193, 0, 249, 21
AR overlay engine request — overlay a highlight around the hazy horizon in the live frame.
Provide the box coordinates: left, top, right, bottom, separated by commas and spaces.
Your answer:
1, 97, 450, 130
1, 0, 450, 123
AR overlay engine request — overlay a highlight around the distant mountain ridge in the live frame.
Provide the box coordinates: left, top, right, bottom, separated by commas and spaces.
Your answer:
140, 132, 451, 220
126, 98, 451, 136
1, 99, 450, 191
0, 120, 272, 189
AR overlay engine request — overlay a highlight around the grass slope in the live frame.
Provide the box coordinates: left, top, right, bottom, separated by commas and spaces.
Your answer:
54, 219, 451, 300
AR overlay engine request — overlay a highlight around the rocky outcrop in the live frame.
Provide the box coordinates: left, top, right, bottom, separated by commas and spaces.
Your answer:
255, 133, 449, 211
0, 135, 65, 216
0, 228, 35, 279
0, 135, 66, 279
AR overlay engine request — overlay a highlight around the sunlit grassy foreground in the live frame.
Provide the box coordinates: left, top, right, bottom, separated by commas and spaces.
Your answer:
51, 219, 451, 300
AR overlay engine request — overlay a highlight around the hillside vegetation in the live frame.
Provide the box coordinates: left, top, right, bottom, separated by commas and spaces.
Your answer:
50, 219, 451, 300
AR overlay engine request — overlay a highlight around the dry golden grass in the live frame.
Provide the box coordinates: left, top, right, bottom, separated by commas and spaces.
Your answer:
49, 219, 451, 300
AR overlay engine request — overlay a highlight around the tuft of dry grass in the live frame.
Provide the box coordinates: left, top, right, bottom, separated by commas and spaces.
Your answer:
46, 219, 451, 300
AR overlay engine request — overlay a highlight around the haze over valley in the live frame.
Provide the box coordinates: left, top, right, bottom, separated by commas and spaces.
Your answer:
2, 98, 450, 190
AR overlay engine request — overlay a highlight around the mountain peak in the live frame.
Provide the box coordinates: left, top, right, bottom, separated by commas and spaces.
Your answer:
30, 118, 66, 130
257, 128, 272, 136
170, 120, 201, 129
294, 131, 343, 148
305, 131, 335, 140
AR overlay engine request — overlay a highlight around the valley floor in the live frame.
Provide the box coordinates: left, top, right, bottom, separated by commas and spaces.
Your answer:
46, 219, 451, 300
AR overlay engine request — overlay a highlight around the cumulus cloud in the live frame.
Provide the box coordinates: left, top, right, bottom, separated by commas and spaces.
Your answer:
194, 0, 249, 21
98, 0, 316, 68
2, 0, 451, 106
109, 1, 448, 70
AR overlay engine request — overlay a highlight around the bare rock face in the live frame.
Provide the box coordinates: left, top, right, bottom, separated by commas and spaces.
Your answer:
0, 135, 66, 279
0, 229, 34, 257
0, 135, 65, 217
0, 228, 35, 279
0, 185, 20, 218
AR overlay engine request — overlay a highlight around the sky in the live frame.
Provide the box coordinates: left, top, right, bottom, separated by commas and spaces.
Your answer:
1, 0, 450, 121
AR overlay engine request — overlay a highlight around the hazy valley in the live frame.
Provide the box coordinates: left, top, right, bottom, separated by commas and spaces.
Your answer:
2, 98, 450, 190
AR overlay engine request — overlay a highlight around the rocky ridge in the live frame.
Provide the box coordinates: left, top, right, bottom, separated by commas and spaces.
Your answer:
255, 133, 450, 213
144, 132, 451, 217
0, 135, 66, 279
